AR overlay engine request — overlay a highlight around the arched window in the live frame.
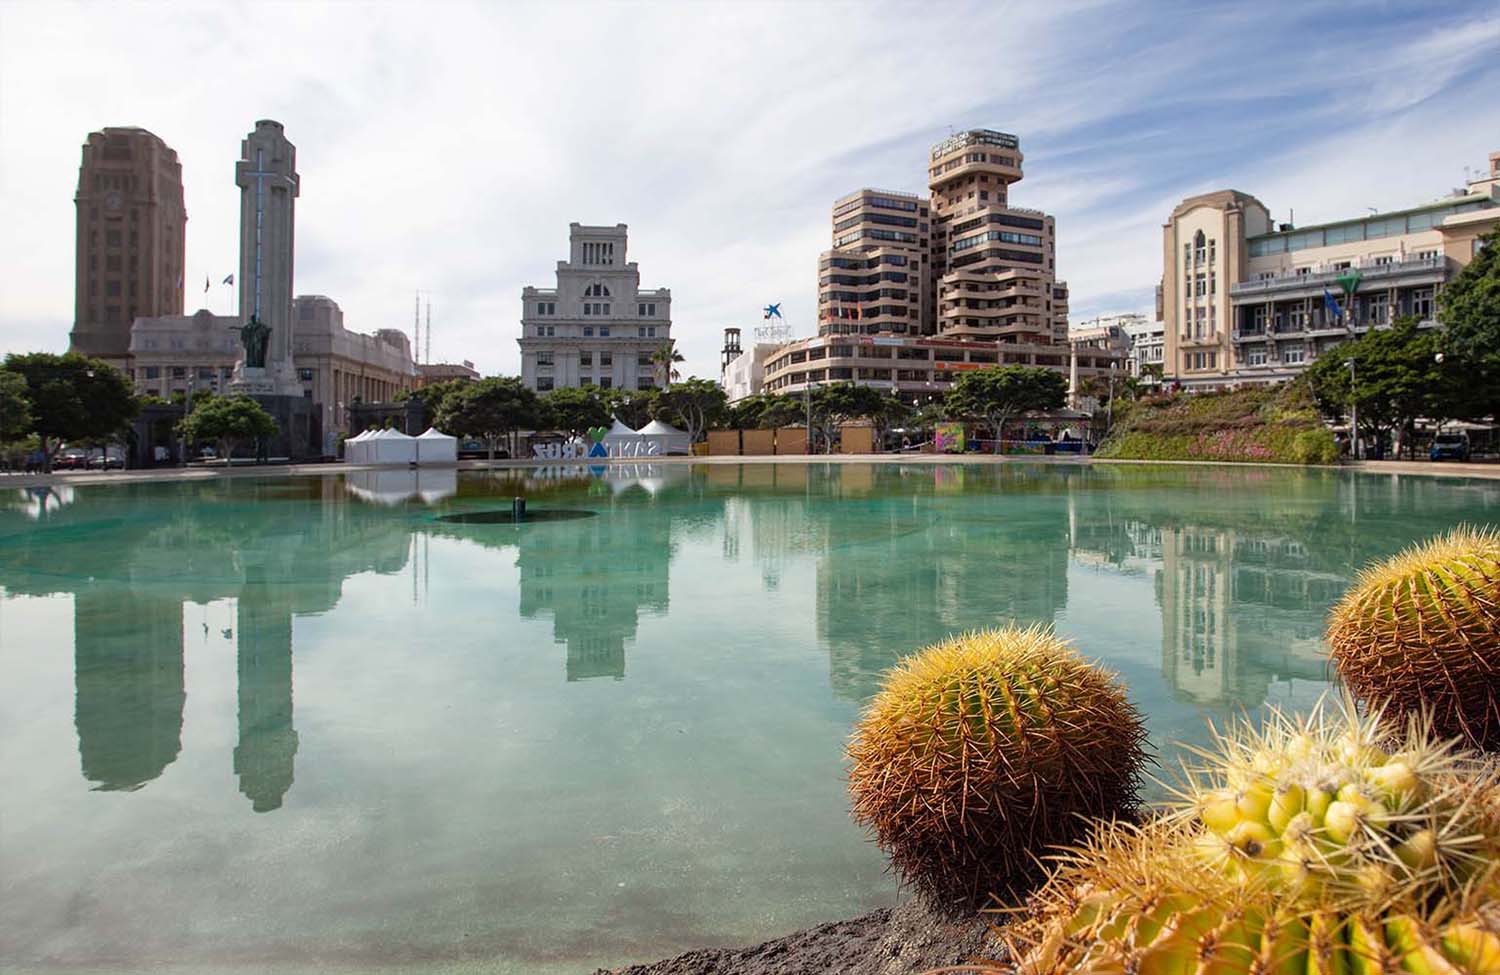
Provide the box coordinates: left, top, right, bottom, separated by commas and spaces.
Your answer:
585, 283, 611, 297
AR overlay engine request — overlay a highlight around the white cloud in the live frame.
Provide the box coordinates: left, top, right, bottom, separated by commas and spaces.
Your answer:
2, 1, 1497, 377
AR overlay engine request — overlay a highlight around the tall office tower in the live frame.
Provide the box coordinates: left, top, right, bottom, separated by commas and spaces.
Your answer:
816, 189, 930, 336
69, 127, 187, 372
927, 130, 1060, 345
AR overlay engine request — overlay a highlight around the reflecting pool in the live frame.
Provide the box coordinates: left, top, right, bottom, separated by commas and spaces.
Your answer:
2, 462, 1496, 973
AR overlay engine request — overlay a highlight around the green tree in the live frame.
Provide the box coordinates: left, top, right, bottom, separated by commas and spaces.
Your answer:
602, 387, 660, 429
726, 392, 802, 430
650, 342, 686, 389
944, 365, 1067, 452
805, 383, 896, 453
177, 395, 279, 462
2, 352, 138, 470
1306, 318, 1457, 458
542, 385, 610, 436
654, 378, 727, 445
1438, 230, 1500, 418
0, 370, 32, 443
433, 377, 543, 460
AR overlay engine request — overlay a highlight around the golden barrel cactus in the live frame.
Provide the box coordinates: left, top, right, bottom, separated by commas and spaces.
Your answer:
1328, 527, 1500, 749
846, 625, 1147, 912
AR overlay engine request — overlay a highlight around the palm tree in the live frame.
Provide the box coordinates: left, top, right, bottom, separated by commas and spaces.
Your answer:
651, 342, 686, 389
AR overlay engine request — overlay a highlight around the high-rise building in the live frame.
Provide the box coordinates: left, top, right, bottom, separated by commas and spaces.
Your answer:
817, 189, 929, 336
518, 223, 672, 393
759, 129, 1120, 402
69, 127, 187, 372
1162, 150, 1500, 389
927, 130, 1060, 345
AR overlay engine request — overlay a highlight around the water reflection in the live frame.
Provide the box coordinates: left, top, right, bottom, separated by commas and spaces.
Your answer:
3, 464, 1498, 812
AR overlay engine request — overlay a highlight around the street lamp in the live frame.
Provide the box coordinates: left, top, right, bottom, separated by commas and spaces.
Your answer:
1345, 357, 1359, 460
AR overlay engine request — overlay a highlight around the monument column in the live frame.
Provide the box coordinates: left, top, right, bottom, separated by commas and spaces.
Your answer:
231, 120, 300, 395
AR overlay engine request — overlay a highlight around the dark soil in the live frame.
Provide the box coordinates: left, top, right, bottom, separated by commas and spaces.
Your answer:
591, 898, 1001, 975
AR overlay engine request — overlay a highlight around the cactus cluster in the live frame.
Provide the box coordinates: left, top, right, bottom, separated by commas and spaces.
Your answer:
1328, 526, 1500, 750
993, 701, 1500, 975
846, 625, 1147, 912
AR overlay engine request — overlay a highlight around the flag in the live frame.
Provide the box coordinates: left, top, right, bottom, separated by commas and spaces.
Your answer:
204, 275, 210, 293
1336, 270, 1362, 298
1323, 288, 1343, 322
222, 273, 234, 286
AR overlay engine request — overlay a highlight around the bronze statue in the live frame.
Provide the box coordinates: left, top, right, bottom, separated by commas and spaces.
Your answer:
232, 316, 272, 369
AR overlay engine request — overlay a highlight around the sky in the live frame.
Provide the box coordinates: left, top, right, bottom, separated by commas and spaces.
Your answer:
2, 0, 1498, 382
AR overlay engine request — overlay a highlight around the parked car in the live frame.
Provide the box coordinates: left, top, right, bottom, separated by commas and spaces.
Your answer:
56, 448, 90, 470
1430, 432, 1471, 462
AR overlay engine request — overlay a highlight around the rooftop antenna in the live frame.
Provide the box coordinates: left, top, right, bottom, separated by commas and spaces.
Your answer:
425, 300, 432, 365
413, 291, 421, 365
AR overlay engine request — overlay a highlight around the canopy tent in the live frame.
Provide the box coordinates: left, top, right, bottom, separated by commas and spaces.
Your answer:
367, 428, 419, 465
601, 417, 646, 454
343, 428, 379, 465
636, 418, 691, 455
415, 427, 458, 464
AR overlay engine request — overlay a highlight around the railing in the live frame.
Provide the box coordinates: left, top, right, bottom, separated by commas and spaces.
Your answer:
1229, 255, 1446, 297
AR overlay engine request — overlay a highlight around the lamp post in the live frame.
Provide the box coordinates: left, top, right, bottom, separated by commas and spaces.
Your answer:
1345, 357, 1359, 460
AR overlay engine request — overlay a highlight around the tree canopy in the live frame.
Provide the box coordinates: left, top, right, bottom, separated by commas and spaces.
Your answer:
0, 369, 32, 443
177, 395, 279, 462
2, 352, 138, 467
1438, 230, 1500, 418
433, 377, 544, 459
725, 392, 804, 430
542, 385, 610, 436
653, 378, 727, 444
944, 365, 1067, 450
602, 388, 659, 429
804, 383, 900, 453
650, 342, 686, 389
1305, 317, 1461, 457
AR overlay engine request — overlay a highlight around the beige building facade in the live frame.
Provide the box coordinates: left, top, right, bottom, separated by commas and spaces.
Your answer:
518, 223, 672, 393
817, 189, 929, 336
1163, 151, 1500, 388
70, 127, 187, 372
416, 361, 480, 387
760, 128, 1115, 401
129, 295, 415, 435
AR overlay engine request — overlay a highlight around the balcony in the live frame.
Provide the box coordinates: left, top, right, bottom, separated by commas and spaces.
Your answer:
1229, 255, 1446, 302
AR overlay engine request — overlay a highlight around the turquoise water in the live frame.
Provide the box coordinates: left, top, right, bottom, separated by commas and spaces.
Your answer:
1, 462, 1496, 973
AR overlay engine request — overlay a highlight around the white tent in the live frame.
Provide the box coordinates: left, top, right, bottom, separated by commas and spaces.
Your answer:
415, 427, 458, 465
636, 418, 691, 455
416, 467, 458, 503
368, 428, 419, 465
601, 417, 646, 456
344, 428, 378, 465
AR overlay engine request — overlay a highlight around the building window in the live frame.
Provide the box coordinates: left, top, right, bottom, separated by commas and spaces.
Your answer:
536, 301, 555, 315
1247, 348, 1267, 366
583, 326, 594, 337
537, 351, 554, 366
599, 376, 612, 389
599, 353, 612, 367
299, 368, 314, 381
144, 366, 160, 379
638, 302, 656, 317
171, 366, 186, 378
647, 326, 656, 337
105, 280, 122, 296
1284, 347, 1305, 365
537, 377, 554, 391
1413, 288, 1434, 319
637, 353, 653, 366
106, 255, 122, 271
637, 377, 654, 390
599, 326, 610, 336
585, 283, 611, 297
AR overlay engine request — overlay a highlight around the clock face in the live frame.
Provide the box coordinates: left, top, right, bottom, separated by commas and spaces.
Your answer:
104, 190, 123, 212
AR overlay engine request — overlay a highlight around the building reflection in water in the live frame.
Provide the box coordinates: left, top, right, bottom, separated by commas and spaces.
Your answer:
73, 588, 185, 791
232, 574, 298, 812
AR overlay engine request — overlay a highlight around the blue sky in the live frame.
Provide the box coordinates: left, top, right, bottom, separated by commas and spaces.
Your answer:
1, 0, 1498, 380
